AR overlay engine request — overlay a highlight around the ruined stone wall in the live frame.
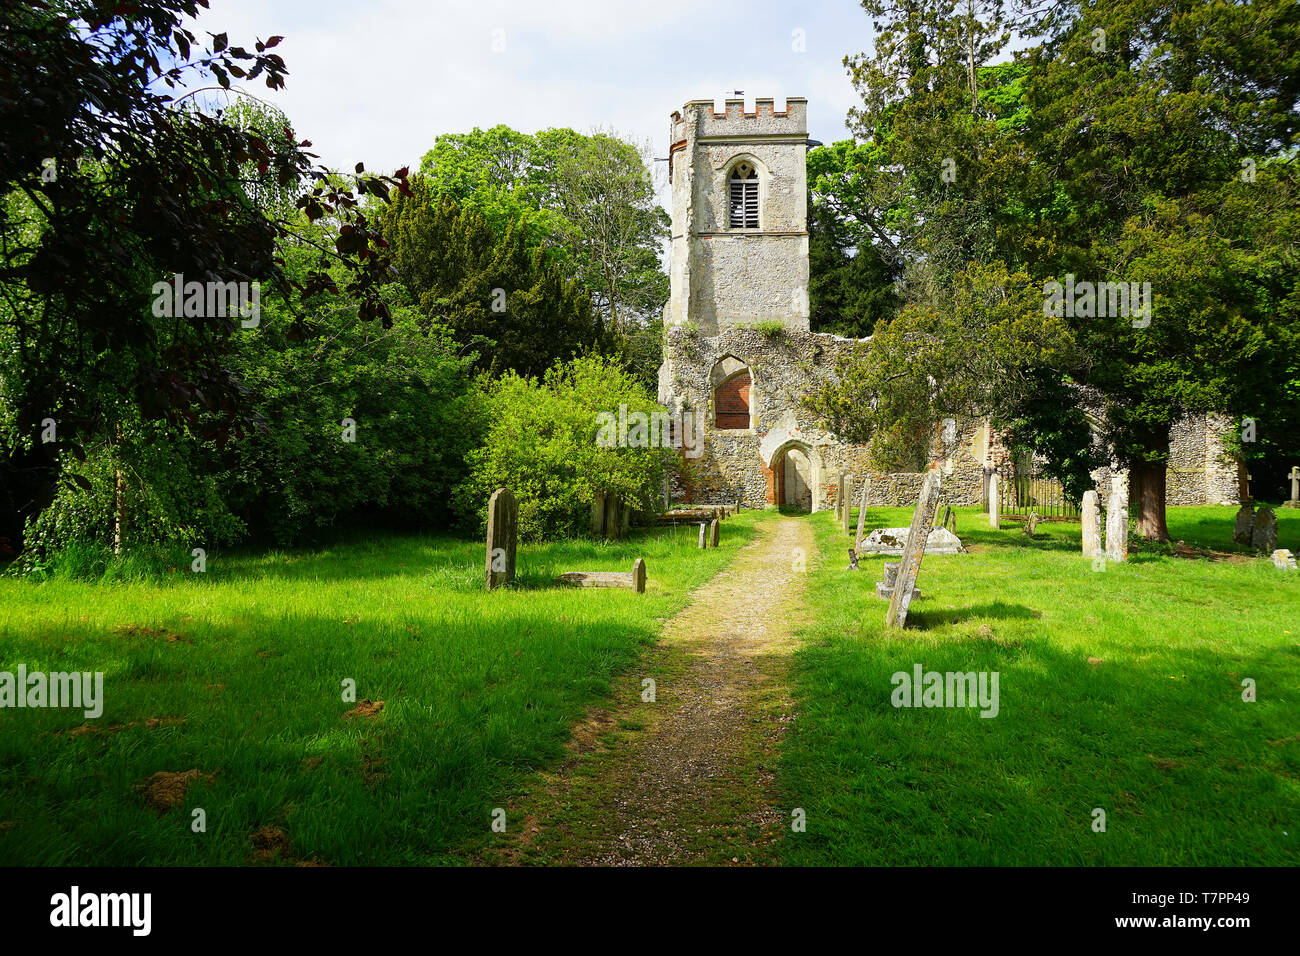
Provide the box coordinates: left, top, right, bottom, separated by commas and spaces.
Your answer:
659, 325, 988, 510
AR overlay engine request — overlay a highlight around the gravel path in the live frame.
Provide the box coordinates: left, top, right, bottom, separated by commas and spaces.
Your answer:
497, 515, 815, 866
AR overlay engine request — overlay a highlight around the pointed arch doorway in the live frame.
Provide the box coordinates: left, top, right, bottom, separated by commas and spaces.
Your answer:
775, 445, 813, 512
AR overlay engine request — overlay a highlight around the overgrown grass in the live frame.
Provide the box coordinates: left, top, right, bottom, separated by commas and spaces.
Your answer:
779, 505, 1300, 865
0, 515, 757, 865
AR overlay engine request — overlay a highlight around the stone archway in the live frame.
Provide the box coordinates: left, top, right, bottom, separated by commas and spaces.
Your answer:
774, 445, 813, 511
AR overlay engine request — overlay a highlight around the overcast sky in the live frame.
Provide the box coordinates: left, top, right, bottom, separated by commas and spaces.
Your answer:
195, 0, 877, 185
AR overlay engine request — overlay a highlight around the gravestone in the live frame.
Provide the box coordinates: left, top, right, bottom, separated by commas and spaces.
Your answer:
1286, 466, 1300, 508
1105, 472, 1129, 563
878, 560, 923, 602
1023, 511, 1040, 537
590, 492, 628, 540
988, 472, 1000, 529
884, 471, 942, 629
855, 477, 871, 545
857, 526, 964, 556
698, 523, 707, 549
1081, 490, 1101, 557
484, 487, 518, 590
842, 475, 853, 534
1233, 503, 1256, 546
710, 517, 720, 547
1271, 549, 1297, 571
836, 473, 847, 521
555, 557, 647, 594
939, 504, 957, 534
1251, 506, 1278, 553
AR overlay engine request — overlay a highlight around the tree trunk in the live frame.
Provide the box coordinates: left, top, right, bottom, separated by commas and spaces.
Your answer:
1130, 458, 1170, 541
111, 423, 126, 556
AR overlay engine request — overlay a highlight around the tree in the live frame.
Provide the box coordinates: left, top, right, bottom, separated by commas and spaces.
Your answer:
812, 0, 1300, 541
453, 355, 670, 541
418, 125, 669, 384
807, 187, 902, 337
381, 178, 604, 378
0, 0, 410, 549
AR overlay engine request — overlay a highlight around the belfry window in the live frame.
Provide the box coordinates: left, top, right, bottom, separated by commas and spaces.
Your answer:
729, 162, 758, 229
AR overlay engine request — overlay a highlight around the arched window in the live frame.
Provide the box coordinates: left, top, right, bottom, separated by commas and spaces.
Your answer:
715, 369, 752, 430
729, 161, 759, 229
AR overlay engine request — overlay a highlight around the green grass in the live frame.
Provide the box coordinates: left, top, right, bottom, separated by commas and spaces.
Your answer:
0, 515, 758, 865
779, 505, 1300, 865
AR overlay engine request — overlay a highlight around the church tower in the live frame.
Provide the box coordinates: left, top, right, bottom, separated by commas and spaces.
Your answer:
665, 97, 809, 335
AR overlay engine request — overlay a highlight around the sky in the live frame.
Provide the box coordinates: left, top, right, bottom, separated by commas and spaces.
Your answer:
193, 0, 878, 188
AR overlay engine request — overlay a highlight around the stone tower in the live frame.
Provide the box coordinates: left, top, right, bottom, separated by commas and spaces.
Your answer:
665, 97, 809, 335
656, 96, 1241, 512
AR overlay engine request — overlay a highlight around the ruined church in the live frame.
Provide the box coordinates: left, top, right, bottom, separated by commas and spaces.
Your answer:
656, 96, 1243, 512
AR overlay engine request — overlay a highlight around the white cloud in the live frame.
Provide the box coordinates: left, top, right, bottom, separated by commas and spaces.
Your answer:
191, 0, 870, 178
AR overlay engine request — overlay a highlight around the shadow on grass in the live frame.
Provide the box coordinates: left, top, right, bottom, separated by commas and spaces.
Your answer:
906, 601, 1042, 628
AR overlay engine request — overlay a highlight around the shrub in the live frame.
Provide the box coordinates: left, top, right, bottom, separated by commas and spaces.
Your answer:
453, 355, 672, 540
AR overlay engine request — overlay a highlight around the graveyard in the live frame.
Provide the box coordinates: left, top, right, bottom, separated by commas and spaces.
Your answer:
1, 500, 1296, 866
2, 0, 1298, 891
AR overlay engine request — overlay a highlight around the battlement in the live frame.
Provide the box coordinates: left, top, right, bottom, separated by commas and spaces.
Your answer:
671, 97, 807, 143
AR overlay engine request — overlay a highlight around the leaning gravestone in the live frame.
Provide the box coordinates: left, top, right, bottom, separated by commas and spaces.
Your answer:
484, 487, 518, 590
855, 477, 871, 545
884, 471, 942, 629
1105, 472, 1129, 563
1252, 506, 1278, 553
1232, 503, 1256, 546
1081, 490, 1101, 558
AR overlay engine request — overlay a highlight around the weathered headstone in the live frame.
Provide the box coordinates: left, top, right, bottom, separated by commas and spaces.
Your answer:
884, 471, 942, 629
855, 477, 871, 545
847, 549, 859, 571
1233, 503, 1256, 546
1080, 490, 1101, 557
857, 526, 963, 556
842, 475, 853, 535
988, 472, 1000, 529
590, 492, 628, 539
698, 522, 707, 549
484, 487, 518, 590
1105, 472, 1129, 563
1023, 511, 1040, 537
1251, 506, 1278, 553
836, 473, 847, 521
555, 557, 647, 593
1271, 549, 1297, 571
710, 517, 720, 547
1286, 466, 1300, 508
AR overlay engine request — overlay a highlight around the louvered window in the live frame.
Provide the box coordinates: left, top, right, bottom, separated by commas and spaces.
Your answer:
729, 162, 758, 229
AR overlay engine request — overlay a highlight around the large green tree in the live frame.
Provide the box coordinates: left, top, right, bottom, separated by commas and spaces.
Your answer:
418, 125, 668, 385
381, 177, 604, 378
0, 0, 409, 549
810, 0, 1300, 541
